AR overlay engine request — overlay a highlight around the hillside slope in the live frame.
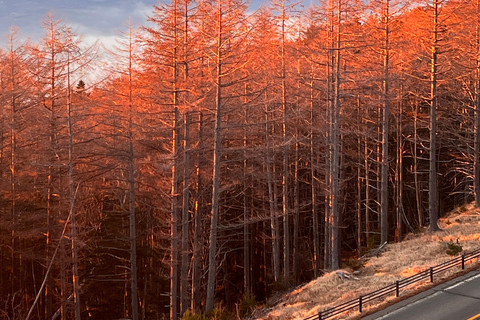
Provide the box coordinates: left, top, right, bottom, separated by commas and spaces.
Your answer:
252, 203, 480, 320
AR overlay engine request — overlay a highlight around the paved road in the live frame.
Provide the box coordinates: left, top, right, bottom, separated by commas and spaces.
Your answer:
362, 270, 480, 320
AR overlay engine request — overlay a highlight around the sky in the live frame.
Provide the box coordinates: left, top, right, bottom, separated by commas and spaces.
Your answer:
0, 0, 277, 48
0, 0, 158, 45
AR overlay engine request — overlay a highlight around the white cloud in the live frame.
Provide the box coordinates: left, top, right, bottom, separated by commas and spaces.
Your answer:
0, 0, 157, 43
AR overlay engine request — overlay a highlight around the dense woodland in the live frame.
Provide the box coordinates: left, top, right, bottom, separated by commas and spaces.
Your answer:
1, 0, 480, 318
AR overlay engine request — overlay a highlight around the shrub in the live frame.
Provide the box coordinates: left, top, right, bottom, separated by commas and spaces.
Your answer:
181, 310, 203, 320
446, 241, 463, 256
239, 292, 256, 318
181, 309, 236, 320
342, 257, 364, 271
204, 308, 236, 320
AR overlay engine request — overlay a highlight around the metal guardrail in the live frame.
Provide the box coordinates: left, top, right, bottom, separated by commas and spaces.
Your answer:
302, 247, 480, 320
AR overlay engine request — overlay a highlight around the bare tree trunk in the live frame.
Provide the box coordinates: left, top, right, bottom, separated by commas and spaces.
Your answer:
171, 1, 182, 316
380, 0, 390, 244
7, 32, 18, 303
413, 99, 423, 228
310, 71, 320, 276
206, 2, 223, 308
60, 243, 67, 320
357, 97, 362, 256
429, 0, 440, 232
293, 138, 299, 282
364, 104, 371, 243
396, 67, 404, 241
181, 114, 191, 315
265, 99, 280, 282
45, 33, 57, 319
66, 49, 82, 320
128, 73, 139, 320
330, 0, 342, 270
475, 0, 480, 207
324, 0, 334, 269
243, 107, 251, 294
280, 0, 290, 283
192, 113, 203, 312
171, 108, 181, 320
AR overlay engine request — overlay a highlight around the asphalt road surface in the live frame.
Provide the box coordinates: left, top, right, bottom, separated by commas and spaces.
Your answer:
362, 270, 480, 320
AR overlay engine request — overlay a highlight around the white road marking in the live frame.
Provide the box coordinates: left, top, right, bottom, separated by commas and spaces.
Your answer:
444, 272, 480, 291
374, 271, 480, 319
374, 292, 442, 319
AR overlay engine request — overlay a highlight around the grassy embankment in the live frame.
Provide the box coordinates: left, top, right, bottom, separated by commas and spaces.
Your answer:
253, 203, 480, 320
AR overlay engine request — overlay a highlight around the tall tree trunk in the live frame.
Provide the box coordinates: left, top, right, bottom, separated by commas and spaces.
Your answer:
181, 114, 191, 315
380, 0, 390, 244
395, 67, 404, 241
243, 107, 251, 294
429, 0, 440, 231
324, 0, 334, 269
192, 113, 203, 312
45, 31, 57, 319
265, 98, 280, 282
206, 1, 223, 309
66, 49, 82, 320
357, 97, 362, 256
7, 32, 18, 302
310, 71, 320, 276
280, 0, 290, 283
171, 108, 181, 320
171, 0, 182, 315
330, 0, 342, 270
364, 107, 371, 245
474, 0, 480, 207
413, 99, 423, 228
293, 137, 299, 282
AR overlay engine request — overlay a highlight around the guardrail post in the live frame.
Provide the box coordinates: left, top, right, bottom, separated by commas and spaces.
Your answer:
396, 281, 400, 297
462, 254, 465, 270
318, 311, 322, 320
430, 267, 434, 283
359, 296, 363, 313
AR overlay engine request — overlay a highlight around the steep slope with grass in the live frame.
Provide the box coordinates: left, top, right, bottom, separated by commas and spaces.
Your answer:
252, 203, 480, 320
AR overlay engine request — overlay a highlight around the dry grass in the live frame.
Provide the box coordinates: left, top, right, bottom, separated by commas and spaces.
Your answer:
251, 203, 480, 320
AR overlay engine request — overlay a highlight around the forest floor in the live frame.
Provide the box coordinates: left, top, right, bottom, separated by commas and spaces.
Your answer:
250, 202, 480, 320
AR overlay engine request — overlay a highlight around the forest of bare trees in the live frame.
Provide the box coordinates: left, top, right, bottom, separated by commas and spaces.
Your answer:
1, 0, 480, 318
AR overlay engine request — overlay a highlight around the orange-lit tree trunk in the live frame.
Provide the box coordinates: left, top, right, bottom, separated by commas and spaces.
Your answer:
474, 0, 480, 207
171, 2, 182, 318
204, 0, 249, 310
181, 113, 191, 314
380, 0, 390, 244
309, 64, 321, 276
171, 106, 181, 319
429, 0, 440, 231
191, 112, 203, 312
205, 6, 222, 307
65, 34, 82, 320
126, 26, 140, 320
327, 0, 342, 270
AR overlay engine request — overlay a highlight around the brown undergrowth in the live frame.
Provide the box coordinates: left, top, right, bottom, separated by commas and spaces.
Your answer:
251, 203, 480, 320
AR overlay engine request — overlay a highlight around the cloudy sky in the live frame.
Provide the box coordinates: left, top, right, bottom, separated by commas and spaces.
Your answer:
0, 0, 158, 44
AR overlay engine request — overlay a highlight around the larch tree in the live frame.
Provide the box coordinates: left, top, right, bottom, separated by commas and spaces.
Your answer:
110, 22, 141, 320
325, 0, 342, 270
23, 12, 97, 320
30, 14, 78, 318
473, 0, 480, 207
202, 0, 251, 310
428, 0, 441, 232
380, 0, 391, 244
250, 7, 282, 283
144, 0, 198, 316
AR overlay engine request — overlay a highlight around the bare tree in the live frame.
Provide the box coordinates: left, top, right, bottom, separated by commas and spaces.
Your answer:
429, 0, 440, 232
